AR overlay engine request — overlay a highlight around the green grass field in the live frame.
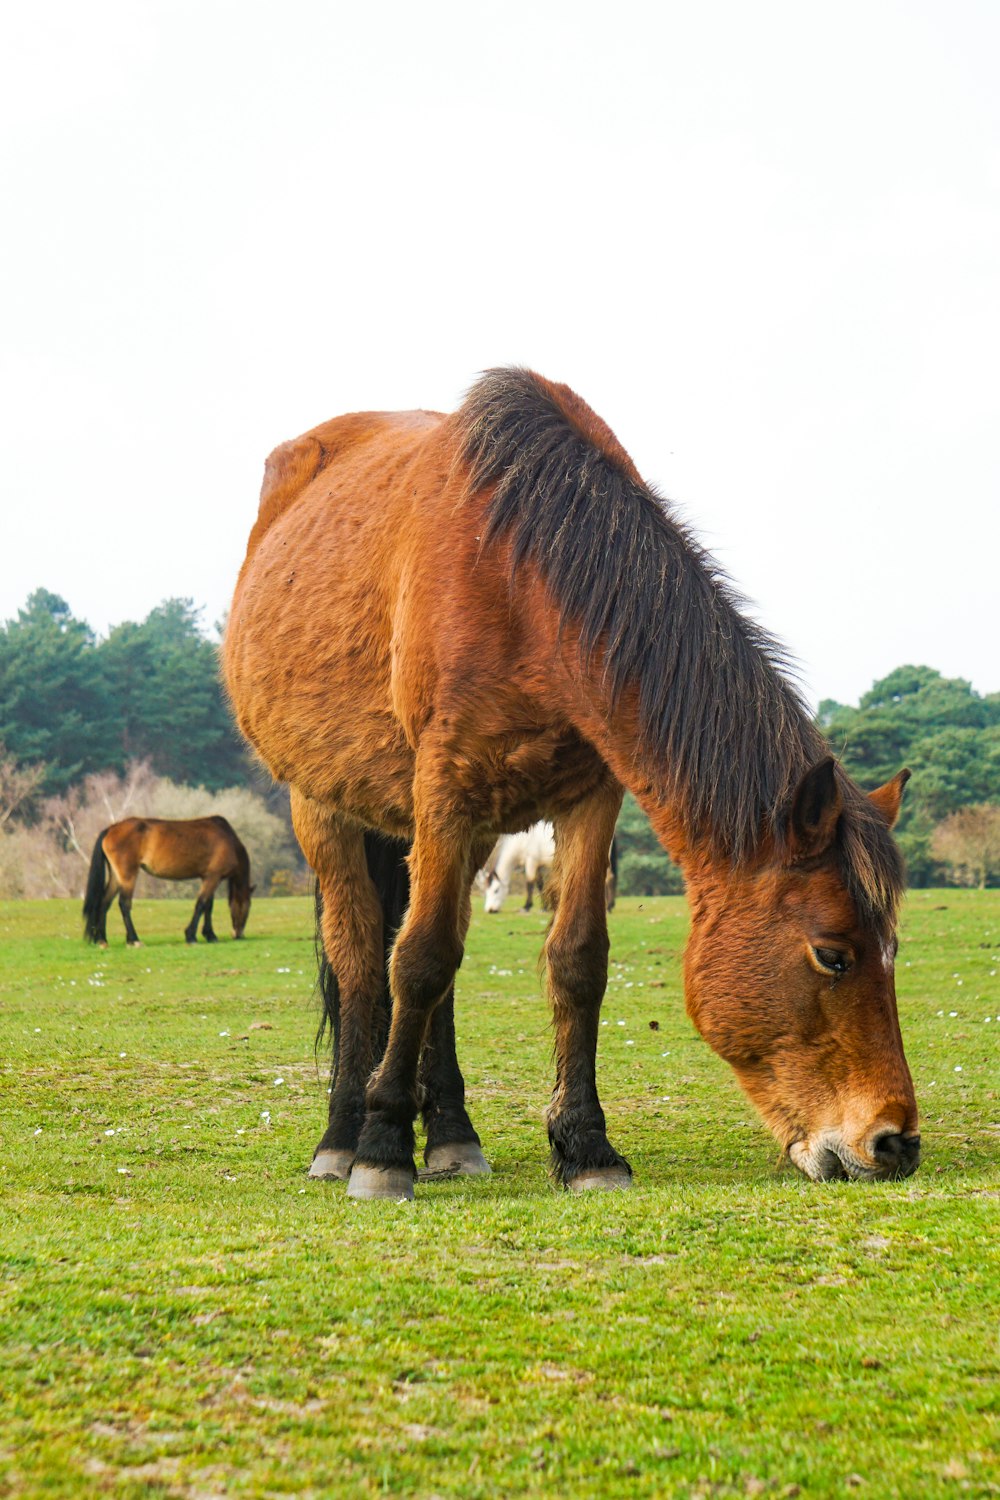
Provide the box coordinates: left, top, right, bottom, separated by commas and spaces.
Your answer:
1, 891, 997, 1498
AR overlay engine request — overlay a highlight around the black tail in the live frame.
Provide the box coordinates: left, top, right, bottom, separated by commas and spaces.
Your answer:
82, 828, 111, 943
315, 831, 411, 1081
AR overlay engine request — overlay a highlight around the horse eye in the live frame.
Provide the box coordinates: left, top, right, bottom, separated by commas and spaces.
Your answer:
811, 945, 851, 975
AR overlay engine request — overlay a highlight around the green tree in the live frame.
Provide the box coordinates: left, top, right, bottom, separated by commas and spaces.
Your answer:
99, 599, 248, 789
822, 666, 1000, 886
615, 791, 683, 896
0, 591, 114, 792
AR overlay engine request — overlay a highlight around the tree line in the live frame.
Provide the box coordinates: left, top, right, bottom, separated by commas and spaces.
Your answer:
1, 593, 998, 892
0, 590, 248, 794
620, 663, 1000, 892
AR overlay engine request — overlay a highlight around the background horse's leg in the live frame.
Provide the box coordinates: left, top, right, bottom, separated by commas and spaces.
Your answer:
292, 795, 386, 1181
419, 838, 491, 1179
118, 879, 141, 947
98, 868, 119, 946
348, 799, 470, 1201
184, 877, 217, 943
545, 789, 631, 1191
523, 860, 536, 913
200, 893, 218, 942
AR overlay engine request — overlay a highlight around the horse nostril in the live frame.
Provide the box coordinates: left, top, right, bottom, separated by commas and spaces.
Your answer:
872, 1131, 921, 1175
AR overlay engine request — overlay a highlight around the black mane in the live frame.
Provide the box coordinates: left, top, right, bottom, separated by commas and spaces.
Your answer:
458, 367, 904, 929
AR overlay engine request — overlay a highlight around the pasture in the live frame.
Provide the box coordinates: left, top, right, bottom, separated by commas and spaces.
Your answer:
1, 892, 997, 1498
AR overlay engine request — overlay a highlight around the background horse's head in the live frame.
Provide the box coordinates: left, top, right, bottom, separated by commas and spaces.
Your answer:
483, 870, 507, 914
682, 760, 919, 1181
229, 878, 253, 938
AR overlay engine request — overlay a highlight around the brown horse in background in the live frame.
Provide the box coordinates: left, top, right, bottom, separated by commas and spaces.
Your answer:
83, 816, 253, 946
223, 368, 918, 1201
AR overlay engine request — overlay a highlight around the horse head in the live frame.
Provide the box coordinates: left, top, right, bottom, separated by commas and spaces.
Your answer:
230, 881, 254, 939
681, 760, 918, 1180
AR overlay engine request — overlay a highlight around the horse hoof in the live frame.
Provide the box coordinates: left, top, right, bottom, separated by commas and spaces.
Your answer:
309, 1149, 355, 1180
347, 1165, 415, 1201
421, 1143, 492, 1179
568, 1167, 633, 1192
127, 941, 142, 949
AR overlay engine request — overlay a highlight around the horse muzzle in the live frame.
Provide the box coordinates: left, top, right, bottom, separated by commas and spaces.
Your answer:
789, 1128, 921, 1181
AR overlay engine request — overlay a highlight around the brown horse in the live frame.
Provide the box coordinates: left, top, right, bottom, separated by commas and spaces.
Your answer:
223, 368, 918, 1200
83, 816, 253, 946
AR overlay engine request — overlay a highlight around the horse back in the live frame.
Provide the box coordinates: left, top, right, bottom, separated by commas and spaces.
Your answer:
103, 817, 241, 882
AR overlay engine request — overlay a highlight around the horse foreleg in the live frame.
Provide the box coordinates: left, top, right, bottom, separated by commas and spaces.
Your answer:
545, 789, 630, 1191
418, 838, 491, 1179
184, 899, 204, 944
523, 875, 535, 912
185, 877, 216, 943
348, 805, 470, 1201
200, 877, 222, 942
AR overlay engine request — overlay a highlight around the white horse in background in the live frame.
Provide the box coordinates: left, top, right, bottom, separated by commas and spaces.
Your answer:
482, 822, 555, 913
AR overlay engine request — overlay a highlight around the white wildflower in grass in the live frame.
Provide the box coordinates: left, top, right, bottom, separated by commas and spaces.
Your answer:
33, 1128, 42, 1136
236, 1129, 246, 1135
119, 1052, 127, 1058
954, 1066, 963, 1073
949, 1011, 958, 1017
625, 1040, 635, 1046
104, 1128, 115, 1136
219, 1030, 230, 1037
276, 967, 291, 973
34, 1027, 40, 1033
273, 1078, 284, 1086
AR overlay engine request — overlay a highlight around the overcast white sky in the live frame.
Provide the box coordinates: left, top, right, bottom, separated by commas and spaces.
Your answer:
3, 1, 997, 707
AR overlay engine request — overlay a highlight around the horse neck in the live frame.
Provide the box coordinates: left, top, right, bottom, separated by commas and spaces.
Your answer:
526, 598, 818, 876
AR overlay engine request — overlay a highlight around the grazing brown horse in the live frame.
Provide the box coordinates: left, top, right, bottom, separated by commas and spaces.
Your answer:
223, 368, 918, 1200
83, 816, 253, 946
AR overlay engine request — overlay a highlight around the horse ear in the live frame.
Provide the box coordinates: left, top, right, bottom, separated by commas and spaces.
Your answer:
868, 768, 910, 829
787, 757, 842, 862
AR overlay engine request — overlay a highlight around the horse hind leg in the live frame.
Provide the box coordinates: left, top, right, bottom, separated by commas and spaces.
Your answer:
418, 989, 490, 1179
293, 796, 387, 1182
97, 867, 119, 947
118, 880, 141, 947
418, 838, 491, 1180
348, 793, 471, 1201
